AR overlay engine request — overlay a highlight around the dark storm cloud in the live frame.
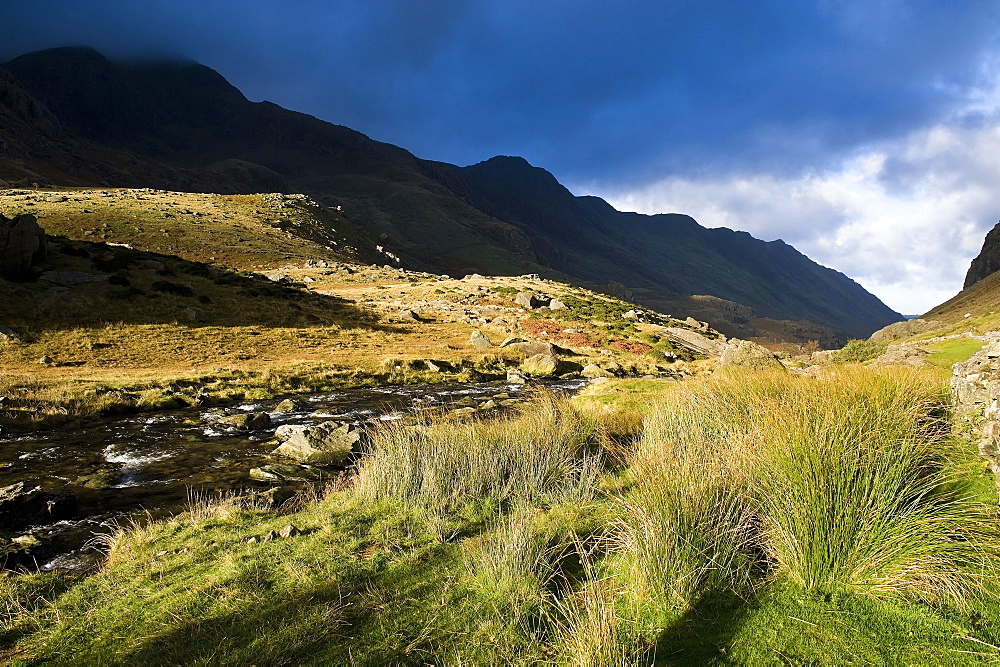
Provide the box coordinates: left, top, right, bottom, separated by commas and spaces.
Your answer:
2, 0, 999, 186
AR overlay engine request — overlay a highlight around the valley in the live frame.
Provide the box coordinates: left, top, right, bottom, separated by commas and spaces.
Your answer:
2, 40, 1000, 666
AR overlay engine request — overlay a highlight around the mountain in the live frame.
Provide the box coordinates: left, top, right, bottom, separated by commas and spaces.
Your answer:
1, 47, 902, 343
964, 220, 1000, 289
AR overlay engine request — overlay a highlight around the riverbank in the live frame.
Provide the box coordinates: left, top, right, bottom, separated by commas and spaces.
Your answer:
0, 377, 592, 572
3, 368, 999, 663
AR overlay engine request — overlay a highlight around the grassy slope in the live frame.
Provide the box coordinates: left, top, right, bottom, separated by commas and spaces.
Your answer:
0, 188, 709, 430
3, 369, 999, 664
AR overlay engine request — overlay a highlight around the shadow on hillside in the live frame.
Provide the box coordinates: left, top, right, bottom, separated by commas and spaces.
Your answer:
649, 589, 752, 664
1, 237, 401, 336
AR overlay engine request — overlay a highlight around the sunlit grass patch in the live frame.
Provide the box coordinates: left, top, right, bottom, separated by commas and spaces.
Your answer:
614, 367, 1000, 618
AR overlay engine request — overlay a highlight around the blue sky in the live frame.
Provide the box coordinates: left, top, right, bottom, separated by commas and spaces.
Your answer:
4, 0, 1000, 313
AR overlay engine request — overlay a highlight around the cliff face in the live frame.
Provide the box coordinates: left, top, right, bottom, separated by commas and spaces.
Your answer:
964, 221, 1000, 289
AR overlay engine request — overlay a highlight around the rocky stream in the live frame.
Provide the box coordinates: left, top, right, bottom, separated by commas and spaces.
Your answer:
0, 378, 586, 571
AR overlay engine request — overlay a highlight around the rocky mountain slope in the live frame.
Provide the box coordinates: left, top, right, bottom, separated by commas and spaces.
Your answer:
2, 47, 903, 343
965, 219, 1000, 289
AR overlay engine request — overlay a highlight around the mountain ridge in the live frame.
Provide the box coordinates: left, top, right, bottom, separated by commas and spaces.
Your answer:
1, 46, 903, 343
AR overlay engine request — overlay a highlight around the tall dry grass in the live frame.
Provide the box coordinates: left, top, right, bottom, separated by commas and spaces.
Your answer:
354, 395, 604, 512
616, 367, 1000, 613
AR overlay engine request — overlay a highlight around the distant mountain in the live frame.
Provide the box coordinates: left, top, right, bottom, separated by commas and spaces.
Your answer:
1, 46, 903, 343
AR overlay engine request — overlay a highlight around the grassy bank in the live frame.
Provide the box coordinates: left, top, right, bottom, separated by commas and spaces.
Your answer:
3, 368, 999, 664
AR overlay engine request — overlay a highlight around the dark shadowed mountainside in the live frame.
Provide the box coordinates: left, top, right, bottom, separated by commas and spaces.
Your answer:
2, 47, 902, 342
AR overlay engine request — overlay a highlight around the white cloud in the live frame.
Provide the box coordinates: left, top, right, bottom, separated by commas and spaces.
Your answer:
600, 120, 1000, 315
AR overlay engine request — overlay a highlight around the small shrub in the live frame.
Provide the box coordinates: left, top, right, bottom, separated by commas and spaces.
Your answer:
151, 280, 195, 297
831, 338, 886, 364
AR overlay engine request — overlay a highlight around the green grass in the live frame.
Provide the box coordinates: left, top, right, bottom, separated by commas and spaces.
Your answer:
924, 337, 985, 368
4, 368, 1000, 664
830, 337, 888, 363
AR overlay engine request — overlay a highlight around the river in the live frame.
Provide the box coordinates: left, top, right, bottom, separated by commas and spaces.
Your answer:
0, 378, 587, 571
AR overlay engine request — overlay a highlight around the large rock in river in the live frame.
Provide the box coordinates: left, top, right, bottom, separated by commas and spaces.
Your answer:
0, 481, 76, 531
270, 422, 362, 465
216, 412, 272, 430
0, 212, 47, 280
522, 353, 561, 377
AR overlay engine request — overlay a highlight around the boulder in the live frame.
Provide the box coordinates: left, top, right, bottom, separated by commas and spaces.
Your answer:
278, 524, 301, 538
469, 329, 494, 349
249, 464, 326, 483
515, 292, 548, 309
810, 350, 836, 364
0, 481, 76, 531
0, 326, 16, 342
270, 421, 362, 465
236, 486, 295, 509
507, 341, 555, 357
398, 309, 421, 322
715, 340, 786, 373
661, 327, 728, 357
499, 337, 527, 347
548, 298, 569, 310
522, 353, 561, 376
72, 468, 120, 490
216, 412, 272, 431
0, 212, 47, 280
272, 399, 301, 413
506, 369, 527, 384
581, 364, 612, 379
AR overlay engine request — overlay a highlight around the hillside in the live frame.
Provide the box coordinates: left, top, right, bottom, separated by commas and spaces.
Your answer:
0, 187, 718, 430
1, 47, 902, 344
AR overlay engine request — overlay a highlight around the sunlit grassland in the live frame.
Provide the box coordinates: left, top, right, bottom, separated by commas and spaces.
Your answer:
3, 367, 1000, 663
923, 337, 986, 369
0, 188, 684, 432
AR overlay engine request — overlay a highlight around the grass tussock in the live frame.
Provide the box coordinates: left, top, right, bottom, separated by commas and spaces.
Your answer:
355, 395, 605, 512
618, 367, 1000, 616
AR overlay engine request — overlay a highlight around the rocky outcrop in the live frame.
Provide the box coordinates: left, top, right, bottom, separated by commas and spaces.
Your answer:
469, 329, 494, 349
715, 340, 786, 373
270, 421, 362, 465
660, 327, 727, 357
0, 212, 46, 280
869, 318, 942, 343
951, 334, 1000, 491
515, 292, 546, 309
872, 343, 930, 367
964, 221, 1000, 288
